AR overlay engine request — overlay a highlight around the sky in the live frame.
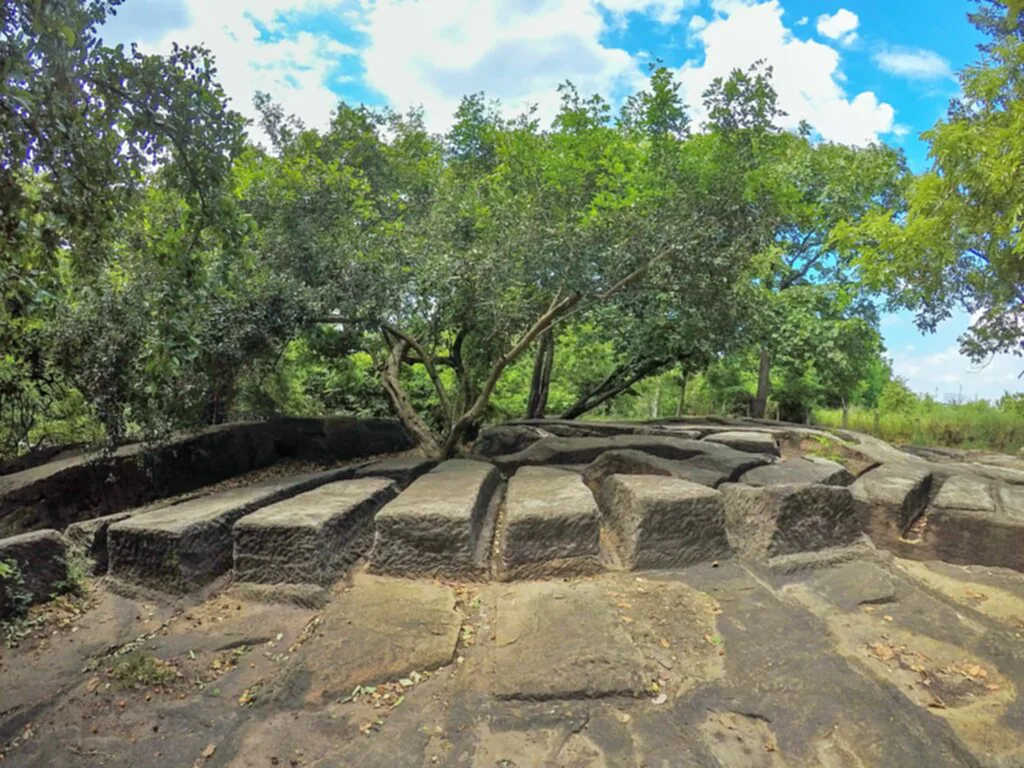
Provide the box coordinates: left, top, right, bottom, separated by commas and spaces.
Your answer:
100, 0, 1021, 401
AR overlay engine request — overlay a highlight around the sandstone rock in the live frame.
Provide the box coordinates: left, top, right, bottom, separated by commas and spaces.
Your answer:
471, 425, 551, 458
721, 484, 859, 560
494, 435, 773, 478
500, 467, 601, 579
108, 468, 353, 593
702, 430, 780, 456
234, 478, 397, 586
368, 460, 500, 579
850, 463, 933, 553
597, 475, 729, 569
65, 511, 134, 574
931, 474, 996, 512
353, 457, 437, 487
739, 457, 854, 488
912, 506, 1024, 572
998, 484, 1024, 518
0, 530, 68, 615
581, 449, 727, 494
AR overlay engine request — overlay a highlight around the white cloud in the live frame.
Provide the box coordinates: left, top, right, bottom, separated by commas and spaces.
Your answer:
873, 47, 953, 80
891, 344, 1023, 402
795, 16, 808, 26
678, 0, 894, 145
598, 0, 694, 25
815, 9, 859, 46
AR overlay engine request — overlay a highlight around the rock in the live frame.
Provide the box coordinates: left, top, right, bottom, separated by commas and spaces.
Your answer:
702, 430, 780, 456
850, 463, 933, 554
352, 457, 437, 487
999, 485, 1024, 518
471, 425, 551, 458
720, 484, 859, 560
597, 475, 729, 569
368, 460, 500, 579
908, 506, 1024, 572
65, 511, 135, 574
931, 474, 996, 512
492, 580, 647, 700
500, 467, 601, 579
581, 450, 727, 495
272, 574, 461, 706
0, 530, 69, 615
108, 468, 353, 593
739, 457, 854, 488
234, 478, 398, 587
493, 435, 773, 478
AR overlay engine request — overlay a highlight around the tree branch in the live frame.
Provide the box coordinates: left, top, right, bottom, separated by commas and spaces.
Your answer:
382, 323, 453, 423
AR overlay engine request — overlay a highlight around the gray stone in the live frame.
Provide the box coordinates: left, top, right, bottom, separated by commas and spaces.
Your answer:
65, 511, 134, 574
352, 457, 437, 487
931, 474, 997, 512
108, 468, 353, 593
597, 475, 729, 569
500, 467, 601, 579
471, 425, 551, 458
581, 449, 727, 495
492, 581, 647, 700
0, 530, 68, 614
908, 506, 1024, 572
234, 478, 397, 586
368, 460, 501, 579
739, 457, 854, 488
494, 435, 773, 479
720, 483, 859, 560
702, 430, 780, 456
850, 463, 933, 553
998, 484, 1024, 519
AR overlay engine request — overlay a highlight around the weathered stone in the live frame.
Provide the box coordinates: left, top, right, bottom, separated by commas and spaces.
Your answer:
597, 475, 729, 569
998, 484, 1024, 518
702, 430, 780, 456
500, 467, 601, 579
492, 581, 647, 699
931, 474, 996, 512
494, 435, 773, 478
234, 478, 397, 586
108, 468, 353, 593
850, 463, 933, 553
909, 506, 1024, 572
739, 456, 854, 488
581, 449, 727, 495
272, 574, 461, 706
65, 511, 134, 574
352, 457, 437, 487
720, 483, 859, 560
471, 425, 551, 458
0, 530, 68, 615
368, 460, 500, 579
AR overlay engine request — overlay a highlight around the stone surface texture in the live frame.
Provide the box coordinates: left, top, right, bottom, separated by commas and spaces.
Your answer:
581, 449, 726, 494
65, 511, 134, 574
352, 457, 437, 486
850, 462, 933, 551
0, 529, 68, 615
702, 430, 780, 456
739, 456, 854, 488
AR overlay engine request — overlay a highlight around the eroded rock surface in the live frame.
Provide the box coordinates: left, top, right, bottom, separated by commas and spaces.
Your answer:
581, 449, 727, 494
702, 429, 780, 456
0, 530, 68, 616
739, 456, 854, 487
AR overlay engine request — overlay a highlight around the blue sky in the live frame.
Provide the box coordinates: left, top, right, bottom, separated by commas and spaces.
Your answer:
101, 0, 1021, 400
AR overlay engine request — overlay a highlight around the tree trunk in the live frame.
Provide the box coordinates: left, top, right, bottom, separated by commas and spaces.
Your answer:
675, 368, 688, 417
841, 397, 849, 429
526, 329, 554, 419
752, 348, 771, 419
560, 357, 670, 420
379, 337, 444, 457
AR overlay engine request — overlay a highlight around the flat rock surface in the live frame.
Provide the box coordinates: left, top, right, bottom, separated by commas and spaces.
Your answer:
702, 429, 780, 455
932, 473, 997, 511
581, 449, 727, 494
352, 457, 437, 485
739, 456, 854, 487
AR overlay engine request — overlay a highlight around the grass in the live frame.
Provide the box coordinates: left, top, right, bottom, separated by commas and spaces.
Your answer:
814, 403, 1024, 456
109, 652, 179, 687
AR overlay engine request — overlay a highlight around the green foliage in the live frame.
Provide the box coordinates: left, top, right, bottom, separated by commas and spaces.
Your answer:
0, 559, 32, 634
110, 653, 179, 688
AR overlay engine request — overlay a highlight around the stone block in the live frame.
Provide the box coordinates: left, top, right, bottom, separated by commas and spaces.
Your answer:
353, 457, 437, 487
850, 463, 933, 553
581, 449, 726, 495
65, 511, 134, 574
739, 457, 854, 488
702, 430, 780, 456
0, 530, 68, 616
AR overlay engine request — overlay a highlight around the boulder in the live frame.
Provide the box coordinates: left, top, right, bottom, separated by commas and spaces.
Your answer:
597, 475, 730, 569
493, 435, 773, 479
353, 457, 437, 487
369, 460, 501, 579
234, 478, 397, 586
581, 449, 727, 494
500, 467, 601, 579
0, 530, 69, 617
471, 425, 551, 458
739, 457, 854, 488
720, 484, 859, 560
65, 511, 135, 574
108, 468, 353, 593
702, 430, 780, 456
850, 463, 933, 553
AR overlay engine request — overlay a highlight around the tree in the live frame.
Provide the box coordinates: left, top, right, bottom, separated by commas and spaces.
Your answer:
850, 0, 1024, 366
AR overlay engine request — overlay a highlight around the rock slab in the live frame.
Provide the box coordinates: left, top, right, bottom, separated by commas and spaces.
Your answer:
702, 430, 780, 456
850, 463, 932, 553
108, 468, 353, 593
581, 449, 727, 494
598, 475, 729, 569
65, 511, 134, 574
739, 457, 854, 488
0, 529, 68, 616
500, 467, 601, 579
353, 457, 437, 487
234, 478, 397, 586
369, 460, 500, 579
720, 483, 859, 560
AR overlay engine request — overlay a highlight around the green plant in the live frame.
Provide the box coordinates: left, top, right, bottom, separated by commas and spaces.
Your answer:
109, 653, 179, 688
1, 559, 35, 645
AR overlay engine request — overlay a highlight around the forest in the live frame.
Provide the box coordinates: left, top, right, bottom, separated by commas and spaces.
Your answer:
2, 0, 1023, 461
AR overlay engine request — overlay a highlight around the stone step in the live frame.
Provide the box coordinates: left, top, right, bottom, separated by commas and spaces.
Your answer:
498, 466, 602, 580
0, 530, 68, 619
739, 457, 854, 488
234, 477, 398, 587
108, 468, 353, 593
368, 459, 500, 579
850, 463, 933, 555
352, 457, 437, 486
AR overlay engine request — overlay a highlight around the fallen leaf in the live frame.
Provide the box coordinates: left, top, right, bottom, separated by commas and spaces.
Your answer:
659, 638, 670, 649
85, 677, 100, 694
621, 616, 633, 624
883, 616, 893, 623
870, 643, 895, 662
651, 693, 667, 705
964, 663, 987, 679
201, 743, 216, 759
